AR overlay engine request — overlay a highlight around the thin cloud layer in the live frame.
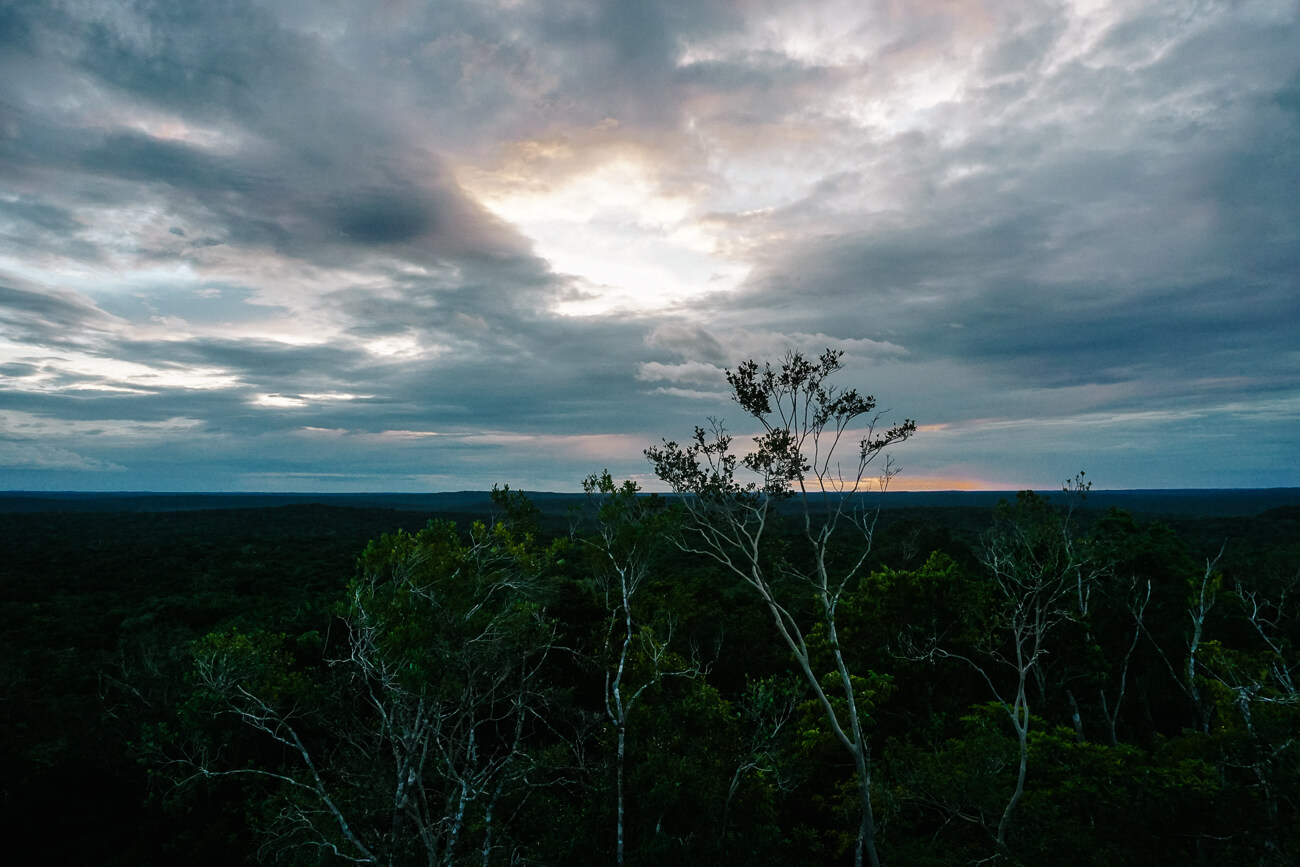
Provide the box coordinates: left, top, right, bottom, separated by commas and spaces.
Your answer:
1, 0, 1296, 491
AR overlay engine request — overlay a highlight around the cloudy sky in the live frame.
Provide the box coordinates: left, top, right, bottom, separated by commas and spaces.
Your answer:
1, 0, 1297, 493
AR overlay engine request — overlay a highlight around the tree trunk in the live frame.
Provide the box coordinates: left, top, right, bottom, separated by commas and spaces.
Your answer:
997, 701, 1029, 849
1066, 689, 1085, 743
616, 722, 626, 867
853, 743, 882, 867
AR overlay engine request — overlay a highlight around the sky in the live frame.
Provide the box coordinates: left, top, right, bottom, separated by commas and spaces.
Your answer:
1, 0, 1298, 493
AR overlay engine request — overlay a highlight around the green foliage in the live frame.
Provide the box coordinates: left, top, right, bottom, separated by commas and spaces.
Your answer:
854, 551, 989, 652
725, 350, 915, 498
883, 707, 1225, 866
6, 486, 1300, 865
648, 350, 915, 502
155, 511, 571, 866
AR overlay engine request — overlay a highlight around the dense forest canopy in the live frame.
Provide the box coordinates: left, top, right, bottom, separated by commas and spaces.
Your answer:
3, 491, 1299, 865
2, 354, 1298, 865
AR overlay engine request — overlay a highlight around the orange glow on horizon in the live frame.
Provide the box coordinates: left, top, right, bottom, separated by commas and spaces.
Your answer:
885, 475, 1027, 492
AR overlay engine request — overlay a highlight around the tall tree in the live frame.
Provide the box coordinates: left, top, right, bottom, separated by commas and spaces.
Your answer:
170, 517, 561, 866
580, 470, 700, 867
915, 483, 1104, 850
646, 349, 915, 867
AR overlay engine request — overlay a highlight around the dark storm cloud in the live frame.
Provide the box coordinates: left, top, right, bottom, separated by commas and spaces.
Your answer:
0, 0, 803, 487
0, 0, 534, 271
0, 196, 103, 264
115, 336, 365, 384
0, 361, 38, 378
2, 0, 1297, 490
644, 323, 731, 366
0, 277, 118, 347
81, 131, 257, 192
40, 280, 667, 444
718, 4, 1300, 400
736, 187, 1297, 388
70, 0, 307, 125
340, 313, 663, 432
335, 193, 434, 246
0, 385, 237, 424
0, 197, 81, 233
0, 2, 33, 48
57, 130, 518, 265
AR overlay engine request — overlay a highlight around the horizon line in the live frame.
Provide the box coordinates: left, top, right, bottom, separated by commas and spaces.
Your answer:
5, 487, 1299, 496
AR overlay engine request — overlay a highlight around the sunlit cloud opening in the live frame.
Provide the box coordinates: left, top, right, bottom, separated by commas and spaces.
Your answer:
363, 335, 428, 358
0, 349, 241, 394
458, 149, 749, 315
254, 393, 368, 409
255, 394, 309, 408
2, 0, 1296, 493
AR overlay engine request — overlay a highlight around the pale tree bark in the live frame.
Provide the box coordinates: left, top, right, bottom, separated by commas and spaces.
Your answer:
721, 677, 798, 843
1097, 575, 1150, 748
1204, 570, 1300, 859
582, 471, 700, 867
911, 482, 1100, 852
174, 519, 557, 867
647, 349, 915, 867
184, 655, 379, 864
1139, 548, 1224, 735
